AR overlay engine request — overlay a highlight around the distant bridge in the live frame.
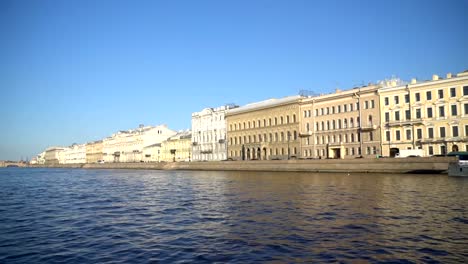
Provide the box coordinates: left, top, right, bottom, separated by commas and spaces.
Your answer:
0, 161, 28, 168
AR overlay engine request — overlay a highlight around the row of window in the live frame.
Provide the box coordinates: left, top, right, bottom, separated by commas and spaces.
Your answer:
385, 125, 468, 141
384, 86, 468, 106
229, 147, 298, 158
303, 100, 376, 118
385, 103, 468, 122
308, 116, 374, 131
229, 115, 297, 131
229, 131, 299, 145
427, 145, 468, 156
311, 132, 374, 145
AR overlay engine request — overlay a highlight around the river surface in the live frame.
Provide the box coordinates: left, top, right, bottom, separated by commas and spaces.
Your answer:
0, 168, 467, 263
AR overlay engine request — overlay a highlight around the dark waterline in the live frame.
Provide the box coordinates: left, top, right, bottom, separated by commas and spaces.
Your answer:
1, 168, 467, 263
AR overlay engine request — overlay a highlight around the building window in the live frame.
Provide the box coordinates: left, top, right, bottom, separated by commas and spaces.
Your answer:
464, 86, 468, 96
385, 112, 390, 122
315, 109, 318, 116
386, 131, 390, 141
415, 93, 420, 102
406, 130, 411, 140
464, 103, 468, 115
426, 91, 432, 100
344, 104, 347, 112
332, 107, 335, 114
450, 87, 456, 97
405, 94, 409, 103
395, 111, 400, 121
394, 96, 399, 105
451, 105, 458, 116
439, 106, 445, 117
405, 110, 411, 120
338, 105, 341, 113
466, 125, 468, 136
416, 108, 421, 119
438, 89, 444, 99
429, 146, 434, 155
369, 132, 373, 141
428, 128, 434, 139
366, 147, 370, 155
427, 107, 433, 118
440, 127, 446, 138
321, 108, 324, 115
365, 101, 369, 109
417, 128, 422, 139
384, 97, 389, 106
452, 126, 459, 137
396, 130, 401, 141
441, 145, 447, 155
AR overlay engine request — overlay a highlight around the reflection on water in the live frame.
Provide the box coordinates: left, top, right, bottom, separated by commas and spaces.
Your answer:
0, 168, 467, 263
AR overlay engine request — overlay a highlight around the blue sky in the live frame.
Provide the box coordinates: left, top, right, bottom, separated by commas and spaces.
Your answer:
1, 0, 467, 161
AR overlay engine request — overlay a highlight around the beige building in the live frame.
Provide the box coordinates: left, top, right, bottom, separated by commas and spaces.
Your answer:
86, 140, 103, 163
44, 147, 66, 165
226, 96, 302, 160
161, 131, 192, 162
300, 84, 381, 159
379, 71, 468, 157
142, 143, 162, 162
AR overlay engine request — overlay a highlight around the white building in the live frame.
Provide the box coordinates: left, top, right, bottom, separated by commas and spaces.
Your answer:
44, 147, 66, 164
103, 124, 177, 163
63, 144, 87, 164
191, 105, 238, 161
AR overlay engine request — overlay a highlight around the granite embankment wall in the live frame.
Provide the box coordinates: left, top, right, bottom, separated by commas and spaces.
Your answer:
31, 157, 455, 174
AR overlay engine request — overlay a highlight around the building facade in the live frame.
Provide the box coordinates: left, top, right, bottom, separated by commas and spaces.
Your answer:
86, 140, 103, 163
191, 105, 238, 161
299, 85, 382, 159
161, 131, 192, 162
102, 124, 177, 162
63, 144, 87, 164
379, 71, 468, 157
226, 96, 302, 160
44, 147, 66, 164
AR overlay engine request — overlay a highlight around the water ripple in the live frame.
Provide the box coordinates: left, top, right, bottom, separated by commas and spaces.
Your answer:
0, 168, 467, 263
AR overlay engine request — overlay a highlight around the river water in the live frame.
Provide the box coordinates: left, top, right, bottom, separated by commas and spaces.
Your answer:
0, 168, 467, 263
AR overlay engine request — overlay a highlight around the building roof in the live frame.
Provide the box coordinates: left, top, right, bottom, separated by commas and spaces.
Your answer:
227, 95, 302, 115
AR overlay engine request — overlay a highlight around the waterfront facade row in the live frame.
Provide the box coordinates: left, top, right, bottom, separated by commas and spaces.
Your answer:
36, 69, 468, 163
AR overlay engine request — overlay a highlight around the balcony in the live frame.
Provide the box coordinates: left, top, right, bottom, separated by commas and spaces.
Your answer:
386, 120, 423, 127
360, 124, 378, 131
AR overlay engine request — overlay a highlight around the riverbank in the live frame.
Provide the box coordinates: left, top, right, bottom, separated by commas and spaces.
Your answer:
29, 156, 454, 174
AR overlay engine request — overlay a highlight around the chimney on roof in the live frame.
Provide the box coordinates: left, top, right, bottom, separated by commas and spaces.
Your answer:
446, 73, 452, 79
411, 78, 417, 84
432, 74, 439, 81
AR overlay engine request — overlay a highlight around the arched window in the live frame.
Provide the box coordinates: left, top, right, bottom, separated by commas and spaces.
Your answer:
275, 118, 278, 125
350, 118, 354, 128
281, 132, 284, 141
293, 131, 297, 140
269, 133, 273, 142
344, 118, 348, 128
306, 123, 310, 131
258, 120, 261, 127
339, 134, 342, 143
351, 134, 355, 142
293, 114, 296, 123
327, 121, 330, 130
321, 121, 325, 130
280, 116, 284, 124
243, 122, 246, 129
264, 119, 266, 127
338, 120, 342, 129
275, 132, 279, 142
368, 115, 373, 126
316, 122, 319, 131
332, 120, 335, 130
286, 115, 290, 124
269, 118, 272, 126
357, 117, 360, 127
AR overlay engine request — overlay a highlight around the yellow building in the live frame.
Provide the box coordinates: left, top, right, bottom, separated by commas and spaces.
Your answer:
161, 131, 192, 162
300, 84, 381, 159
379, 71, 468, 157
226, 96, 302, 160
86, 140, 103, 163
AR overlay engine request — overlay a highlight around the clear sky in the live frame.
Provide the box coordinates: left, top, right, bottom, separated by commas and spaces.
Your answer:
1, 0, 467, 161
